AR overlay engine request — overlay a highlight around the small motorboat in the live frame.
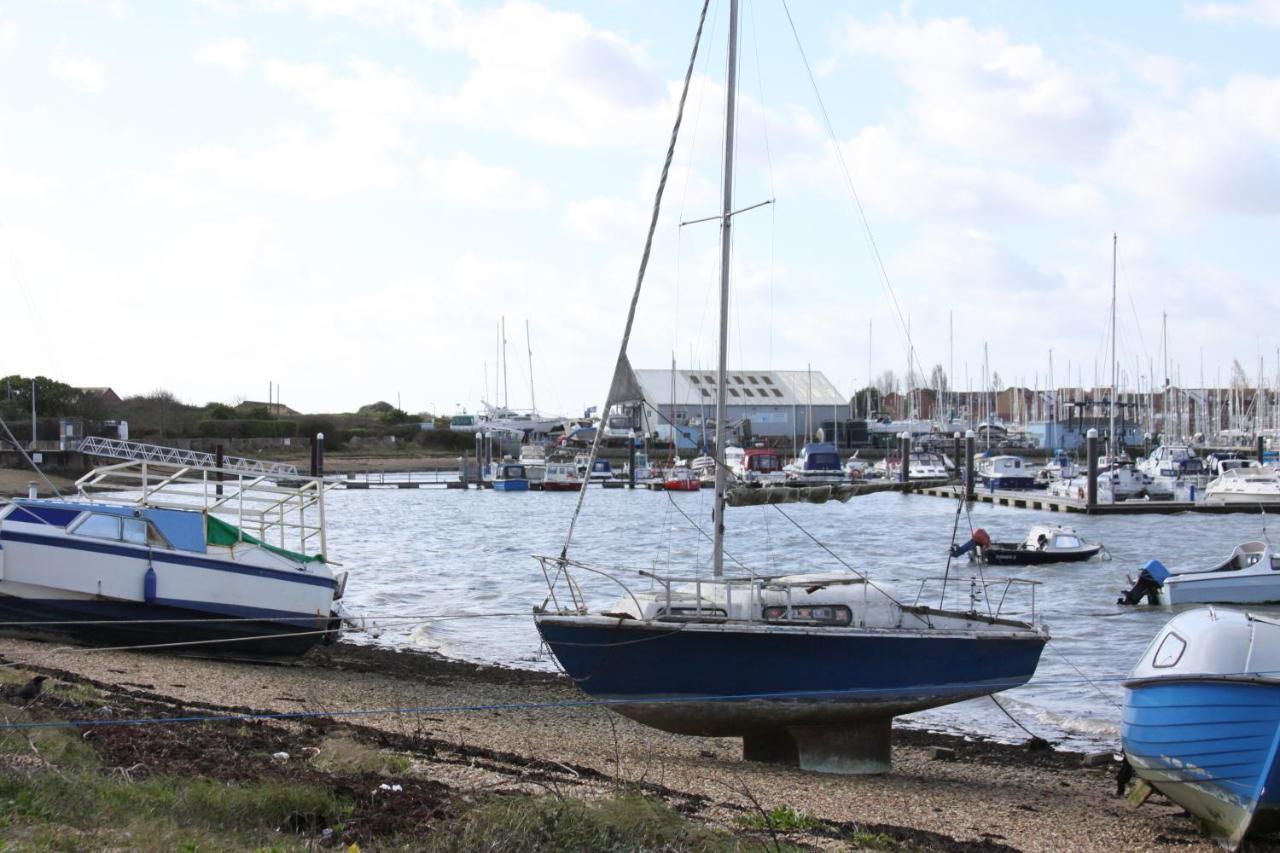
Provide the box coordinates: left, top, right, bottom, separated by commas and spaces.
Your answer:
976, 524, 1103, 565
518, 445, 547, 484
738, 446, 785, 485
490, 461, 530, 492
575, 455, 614, 482
974, 455, 1036, 490
1123, 607, 1280, 849
783, 442, 845, 484
543, 462, 584, 491
1203, 467, 1280, 506
663, 466, 702, 492
843, 451, 869, 481
1119, 541, 1280, 606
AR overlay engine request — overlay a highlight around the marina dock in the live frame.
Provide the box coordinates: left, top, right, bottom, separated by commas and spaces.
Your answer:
914, 483, 1270, 514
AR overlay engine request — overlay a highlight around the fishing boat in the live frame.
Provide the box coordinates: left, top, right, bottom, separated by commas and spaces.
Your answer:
1122, 607, 1280, 849
1203, 467, 1280, 506
664, 466, 702, 492
1119, 541, 1280, 606
783, 442, 845, 484
574, 454, 614, 482
543, 462, 584, 492
491, 461, 530, 492
533, 0, 1047, 775
978, 525, 1102, 566
0, 452, 347, 658
975, 455, 1036, 490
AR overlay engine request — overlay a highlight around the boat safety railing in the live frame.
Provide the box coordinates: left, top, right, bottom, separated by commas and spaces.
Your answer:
75, 459, 331, 560
911, 575, 1041, 623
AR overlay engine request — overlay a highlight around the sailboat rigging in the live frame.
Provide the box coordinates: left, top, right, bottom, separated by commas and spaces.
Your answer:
533, 0, 1047, 775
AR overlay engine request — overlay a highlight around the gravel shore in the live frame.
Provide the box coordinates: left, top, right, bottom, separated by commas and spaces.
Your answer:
0, 637, 1265, 852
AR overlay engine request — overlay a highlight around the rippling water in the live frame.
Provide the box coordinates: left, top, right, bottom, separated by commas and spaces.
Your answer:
325, 482, 1279, 751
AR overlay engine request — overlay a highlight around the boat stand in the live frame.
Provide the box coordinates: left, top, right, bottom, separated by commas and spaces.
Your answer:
742, 719, 892, 775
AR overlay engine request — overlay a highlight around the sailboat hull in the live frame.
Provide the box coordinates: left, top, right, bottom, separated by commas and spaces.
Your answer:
535, 615, 1045, 735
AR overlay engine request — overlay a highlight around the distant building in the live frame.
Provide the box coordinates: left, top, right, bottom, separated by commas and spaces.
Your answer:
76, 386, 121, 404
235, 400, 300, 418
628, 368, 848, 446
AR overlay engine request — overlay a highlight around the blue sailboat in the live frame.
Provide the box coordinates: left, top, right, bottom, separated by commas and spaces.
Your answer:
1123, 607, 1280, 849
533, 0, 1047, 775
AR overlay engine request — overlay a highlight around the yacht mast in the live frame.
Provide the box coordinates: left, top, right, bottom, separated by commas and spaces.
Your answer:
526, 319, 537, 414
1110, 234, 1117, 458
501, 316, 509, 410
711, 0, 739, 579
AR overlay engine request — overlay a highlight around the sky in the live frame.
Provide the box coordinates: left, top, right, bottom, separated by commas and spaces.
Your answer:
2, 0, 1279, 417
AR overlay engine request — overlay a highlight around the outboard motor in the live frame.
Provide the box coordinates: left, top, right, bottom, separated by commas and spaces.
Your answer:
1118, 559, 1169, 605
950, 528, 991, 558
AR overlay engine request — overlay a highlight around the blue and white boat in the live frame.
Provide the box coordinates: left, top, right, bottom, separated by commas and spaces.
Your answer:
0, 453, 348, 658
975, 455, 1036, 490
490, 461, 530, 491
783, 442, 845, 485
1123, 607, 1280, 849
534, 0, 1047, 776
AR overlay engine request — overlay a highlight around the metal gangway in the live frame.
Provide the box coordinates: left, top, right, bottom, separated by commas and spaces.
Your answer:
77, 436, 298, 477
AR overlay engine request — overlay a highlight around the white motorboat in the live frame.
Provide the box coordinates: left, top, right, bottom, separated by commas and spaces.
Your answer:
0, 449, 348, 657
1119, 541, 1280, 606
1141, 445, 1208, 500
1203, 467, 1280, 506
975, 455, 1035, 490
783, 442, 846, 484
543, 462, 584, 491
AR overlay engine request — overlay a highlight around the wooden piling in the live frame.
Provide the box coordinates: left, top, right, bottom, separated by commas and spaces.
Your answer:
964, 430, 975, 501
1086, 428, 1098, 510
899, 432, 911, 483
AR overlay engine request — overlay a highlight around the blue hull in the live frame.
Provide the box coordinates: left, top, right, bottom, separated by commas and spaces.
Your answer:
1124, 678, 1280, 847
980, 476, 1037, 490
492, 480, 529, 491
536, 617, 1046, 736
0, 594, 335, 658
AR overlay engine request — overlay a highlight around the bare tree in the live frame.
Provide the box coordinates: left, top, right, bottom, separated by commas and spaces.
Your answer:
929, 364, 948, 393
874, 370, 899, 396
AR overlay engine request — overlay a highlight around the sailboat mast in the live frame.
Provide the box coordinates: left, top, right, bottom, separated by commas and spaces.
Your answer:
1110, 233, 1117, 458
526, 319, 537, 414
501, 316, 509, 410
711, 0, 739, 580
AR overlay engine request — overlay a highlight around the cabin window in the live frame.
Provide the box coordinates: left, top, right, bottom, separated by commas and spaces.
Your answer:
1153, 632, 1186, 668
122, 518, 148, 545
762, 604, 852, 626
72, 513, 122, 541
1054, 535, 1081, 549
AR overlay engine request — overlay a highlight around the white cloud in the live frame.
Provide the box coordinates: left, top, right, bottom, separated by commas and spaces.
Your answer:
777, 127, 1105, 222
843, 13, 1118, 162
1110, 73, 1280, 214
419, 152, 547, 209
1187, 0, 1280, 26
0, 20, 16, 51
49, 44, 106, 92
196, 37, 250, 74
173, 58, 425, 198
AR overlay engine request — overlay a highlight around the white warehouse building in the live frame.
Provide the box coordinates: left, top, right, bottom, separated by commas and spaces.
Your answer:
627, 368, 849, 447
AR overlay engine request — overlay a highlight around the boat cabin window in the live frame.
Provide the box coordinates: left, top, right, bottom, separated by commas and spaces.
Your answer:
762, 604, 852, 626
1054, 535, 1081, 549
1152, 632, 1186, 668
72, 513, 121, 541
749, 455, 780, 472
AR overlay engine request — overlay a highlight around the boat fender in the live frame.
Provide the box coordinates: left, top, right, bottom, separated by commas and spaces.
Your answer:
143, 566, 157, 604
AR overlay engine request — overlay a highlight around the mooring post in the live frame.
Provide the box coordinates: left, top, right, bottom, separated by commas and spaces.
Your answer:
315, 432, 325, 478
1258, 434, 1266, 464
952, 432, 962, 481
309, 435, 317, 477
629, 441, 636, 489
1086, 428, 1099, 509
900, 432, 911, 483
964, 430, 976, 500
459, 455, 468, 487
215, 443, 224, 496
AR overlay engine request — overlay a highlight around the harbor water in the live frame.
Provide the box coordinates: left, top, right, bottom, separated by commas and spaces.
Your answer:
326, 484, 1279, 752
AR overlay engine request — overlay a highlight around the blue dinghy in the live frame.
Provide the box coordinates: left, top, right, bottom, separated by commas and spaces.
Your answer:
1123, 607, 1280, 849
